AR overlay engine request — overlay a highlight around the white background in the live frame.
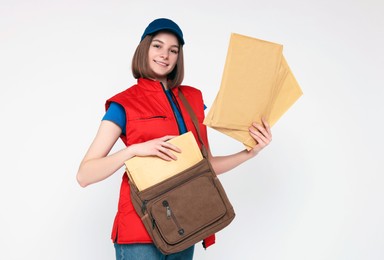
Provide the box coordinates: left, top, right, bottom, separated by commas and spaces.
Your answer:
1, 0, 383, 259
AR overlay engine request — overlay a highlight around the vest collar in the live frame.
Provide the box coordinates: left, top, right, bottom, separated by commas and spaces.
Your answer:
137, 78, 180, 95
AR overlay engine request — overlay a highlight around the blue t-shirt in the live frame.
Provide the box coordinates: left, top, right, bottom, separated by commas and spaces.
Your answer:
164, 89, 187, 134
102, 102, 127, 134
102, 89, 192, 135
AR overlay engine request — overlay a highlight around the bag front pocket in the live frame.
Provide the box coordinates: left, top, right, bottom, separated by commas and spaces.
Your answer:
150, 174, 227, 245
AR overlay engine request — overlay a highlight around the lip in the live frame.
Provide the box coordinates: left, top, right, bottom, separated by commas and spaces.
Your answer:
154, 60, 169, 67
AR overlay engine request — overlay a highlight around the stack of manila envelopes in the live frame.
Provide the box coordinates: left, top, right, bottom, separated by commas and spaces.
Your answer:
125, 131, 203, 191
204, 33, 303, 150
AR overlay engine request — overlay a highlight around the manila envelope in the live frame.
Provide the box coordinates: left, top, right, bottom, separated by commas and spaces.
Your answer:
125, 131, 203, 191
204, 33, 303, 150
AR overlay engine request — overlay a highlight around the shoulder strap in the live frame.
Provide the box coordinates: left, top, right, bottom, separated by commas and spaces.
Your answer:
178, 90, 208, 158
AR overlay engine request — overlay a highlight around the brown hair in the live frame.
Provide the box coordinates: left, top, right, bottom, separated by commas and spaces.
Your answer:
131, 33, 184, 89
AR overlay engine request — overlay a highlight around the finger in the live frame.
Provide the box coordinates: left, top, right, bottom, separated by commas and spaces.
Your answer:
158, 136, 182, 153
251, 123, 270, 140
249, 129, 268, 145
155, 150, 174, 161
160, 135, 178, 142
249, 133, 266, 152
261, 118, 272, 137
161, 142, 181, 153
157, 145, 178, 160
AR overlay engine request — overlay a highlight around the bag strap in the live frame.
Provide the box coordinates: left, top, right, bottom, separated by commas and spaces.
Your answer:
178, 90, 209, 158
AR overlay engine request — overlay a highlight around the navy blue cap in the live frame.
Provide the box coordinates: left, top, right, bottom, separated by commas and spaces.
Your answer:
141, 18, 184, 45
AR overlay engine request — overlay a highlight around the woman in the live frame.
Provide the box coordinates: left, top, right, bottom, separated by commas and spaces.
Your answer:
77, 18, 272, 260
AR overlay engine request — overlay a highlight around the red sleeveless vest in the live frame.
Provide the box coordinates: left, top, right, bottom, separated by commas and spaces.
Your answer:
106, 78, 215, 248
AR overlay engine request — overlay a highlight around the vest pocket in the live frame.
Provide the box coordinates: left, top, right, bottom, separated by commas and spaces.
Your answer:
130, 115, 167, 121
126, 114, 175, 142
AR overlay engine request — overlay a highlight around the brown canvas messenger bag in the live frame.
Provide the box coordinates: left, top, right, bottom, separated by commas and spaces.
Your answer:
128, 90, 236, 255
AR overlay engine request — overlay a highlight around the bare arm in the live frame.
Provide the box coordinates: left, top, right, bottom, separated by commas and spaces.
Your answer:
208, 118, 272, 175
76, 120, 181, 187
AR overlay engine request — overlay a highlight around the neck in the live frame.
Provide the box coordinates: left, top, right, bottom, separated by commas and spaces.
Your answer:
161, 80, 169, 89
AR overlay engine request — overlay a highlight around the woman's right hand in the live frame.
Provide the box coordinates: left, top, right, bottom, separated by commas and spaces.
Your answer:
77, 120, 182, 187
129, 135, 181, 161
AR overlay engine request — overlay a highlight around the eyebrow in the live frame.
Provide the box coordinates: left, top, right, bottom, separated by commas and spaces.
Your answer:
152, 39, 179, 49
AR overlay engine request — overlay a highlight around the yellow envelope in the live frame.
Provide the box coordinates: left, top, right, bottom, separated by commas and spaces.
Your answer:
204, 33, 303, 150
125, 131, 203, 191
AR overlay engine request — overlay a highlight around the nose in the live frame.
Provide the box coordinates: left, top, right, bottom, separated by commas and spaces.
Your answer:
160, 50, 169, 60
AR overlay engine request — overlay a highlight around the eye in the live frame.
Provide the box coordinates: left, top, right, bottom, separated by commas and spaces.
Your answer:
152, 44, 161, 48
170, 49, 179, 54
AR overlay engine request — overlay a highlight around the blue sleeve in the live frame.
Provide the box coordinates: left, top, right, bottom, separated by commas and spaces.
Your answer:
102, 102, 126, 135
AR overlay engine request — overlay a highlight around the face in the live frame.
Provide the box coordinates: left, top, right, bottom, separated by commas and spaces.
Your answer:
147, 32, 180, 85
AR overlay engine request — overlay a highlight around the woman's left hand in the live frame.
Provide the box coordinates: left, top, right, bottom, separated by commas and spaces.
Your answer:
207, 117, 272, 175
248, 117, 272, 156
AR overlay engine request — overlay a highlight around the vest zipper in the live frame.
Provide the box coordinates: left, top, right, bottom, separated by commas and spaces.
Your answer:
160, 82, 185, 135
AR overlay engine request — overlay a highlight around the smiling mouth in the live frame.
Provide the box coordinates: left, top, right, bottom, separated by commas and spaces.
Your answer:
154, 60, 168, 67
